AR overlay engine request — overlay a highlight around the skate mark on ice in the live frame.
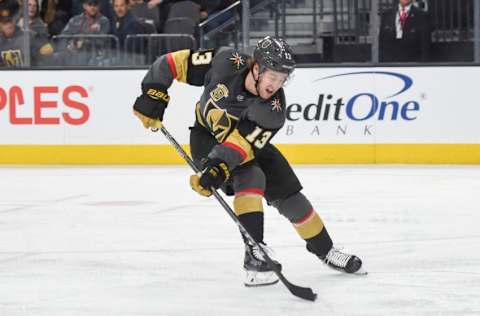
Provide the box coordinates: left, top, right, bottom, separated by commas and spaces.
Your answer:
0, 194, 89, 214
348, 235, 480, 245
83, 201, 156, 207
154, 203, 214, 214
0, 246, 240, 256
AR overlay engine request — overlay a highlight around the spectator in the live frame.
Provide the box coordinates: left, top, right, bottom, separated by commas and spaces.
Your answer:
18, 0, 48, 37
146, 0, 161, 10
59, 0, 110, 65
129, 0, 159, 32
111, 0, 144, 48
40, 0, 72, 36
379, 0, 431, 62
71, 0, 113, 19
0, 0, 19, 18
62, 0, 110, 35
0, 8, 54, 67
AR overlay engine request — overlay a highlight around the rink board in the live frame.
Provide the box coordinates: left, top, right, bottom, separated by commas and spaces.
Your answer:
0, 67, 479, 164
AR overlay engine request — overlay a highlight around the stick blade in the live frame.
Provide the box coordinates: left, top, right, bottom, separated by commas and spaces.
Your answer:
285, 281, 317, 301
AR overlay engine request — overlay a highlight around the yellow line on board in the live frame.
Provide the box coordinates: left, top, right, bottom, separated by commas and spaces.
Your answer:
277, 144, 480, 164
0, 144, 479, 164
0, 145, 189, 165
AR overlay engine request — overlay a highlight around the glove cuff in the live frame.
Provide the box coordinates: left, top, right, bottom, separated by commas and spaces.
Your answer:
217, 160, 230, 181
142, 83, 170, 103
204, 158, 230, 180
133, 94, 167, 121
199, 158, 231, 190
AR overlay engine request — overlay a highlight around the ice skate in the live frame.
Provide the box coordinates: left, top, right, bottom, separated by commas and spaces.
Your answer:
308, 244, 367, 275
322, 247, 367, 275
243, 242, 281, 287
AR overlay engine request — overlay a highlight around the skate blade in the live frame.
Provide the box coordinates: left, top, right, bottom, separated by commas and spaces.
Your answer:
244, 270, 279, 287
352, 267, 368, 276
244, 279, 279, 287
326, 264, 368, 275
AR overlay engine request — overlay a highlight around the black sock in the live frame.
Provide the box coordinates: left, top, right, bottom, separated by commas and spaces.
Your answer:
305, 228, 333, 258
238, 212, 264, 244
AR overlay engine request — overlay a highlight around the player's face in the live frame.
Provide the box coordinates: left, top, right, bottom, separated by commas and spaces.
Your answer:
399, 0, 412, 7
256, 67, 288, 100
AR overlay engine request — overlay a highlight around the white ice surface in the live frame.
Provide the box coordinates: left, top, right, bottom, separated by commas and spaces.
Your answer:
0, 165, 479, 315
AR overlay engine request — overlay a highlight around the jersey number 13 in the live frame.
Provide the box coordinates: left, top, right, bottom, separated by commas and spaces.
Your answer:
245, 126, 272, 149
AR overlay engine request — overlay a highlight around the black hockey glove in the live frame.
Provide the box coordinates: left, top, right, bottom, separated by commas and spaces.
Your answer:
190, 158, 230, 197
133, 84, 170, 129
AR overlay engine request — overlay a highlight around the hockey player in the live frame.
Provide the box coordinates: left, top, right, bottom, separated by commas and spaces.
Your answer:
133, 36, 364, 286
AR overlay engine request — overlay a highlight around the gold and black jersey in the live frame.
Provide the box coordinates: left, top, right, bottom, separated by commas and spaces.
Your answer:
0, 29, 53, 67
141, 48, 287, 167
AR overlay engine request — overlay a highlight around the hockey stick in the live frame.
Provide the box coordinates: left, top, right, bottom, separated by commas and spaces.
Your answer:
153, 121, 317, 302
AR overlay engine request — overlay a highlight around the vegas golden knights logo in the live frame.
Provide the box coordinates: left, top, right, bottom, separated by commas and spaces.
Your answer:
203, 83, 238, 142
1, 50, 23, 66
210, 84, 229, 102
206, 108, 231, 141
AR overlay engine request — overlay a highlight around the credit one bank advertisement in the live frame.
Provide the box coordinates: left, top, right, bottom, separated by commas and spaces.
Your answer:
0, 67, 479, 144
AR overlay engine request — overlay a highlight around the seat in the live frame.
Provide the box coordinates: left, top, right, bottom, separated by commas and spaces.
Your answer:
138, 19, 157, 34
131, 3, 160, 32
167, 0, 200, 23
163, 17, 196, 35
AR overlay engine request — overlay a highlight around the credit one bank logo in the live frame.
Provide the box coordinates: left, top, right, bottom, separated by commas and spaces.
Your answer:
286, 71, 421, 122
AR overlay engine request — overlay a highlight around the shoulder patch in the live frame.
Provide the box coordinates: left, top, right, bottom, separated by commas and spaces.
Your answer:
271, 97, 282, 112
229, 51, 245, 70
210, 83, 229, 102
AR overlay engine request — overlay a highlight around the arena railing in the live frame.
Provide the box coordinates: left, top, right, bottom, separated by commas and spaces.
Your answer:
267, 0, 480, 63
51, 34, 120, 66
198, 1, 241, 49
124, 34, 197, 66
32, 34, 196, 67
2, 0, 480, 68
